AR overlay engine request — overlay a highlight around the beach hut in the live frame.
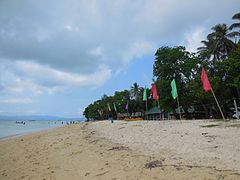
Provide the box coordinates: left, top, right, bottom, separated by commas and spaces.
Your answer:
168, 106, 206, 119
145, 107, 163, 120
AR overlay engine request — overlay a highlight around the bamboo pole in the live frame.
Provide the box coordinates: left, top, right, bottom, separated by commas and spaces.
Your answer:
126, 101, 129, 118
234, 99, 239, 119
145, 100, 148, 120
210, 88, 225, 121
176, 96, 182, 120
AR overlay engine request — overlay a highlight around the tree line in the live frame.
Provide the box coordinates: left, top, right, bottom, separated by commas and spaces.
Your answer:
83, 12, 240, 120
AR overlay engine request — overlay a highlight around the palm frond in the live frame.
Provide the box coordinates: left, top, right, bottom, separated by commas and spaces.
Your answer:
229, 23, 240, 30
227, 31, 240, 38
232, 12, 240, 20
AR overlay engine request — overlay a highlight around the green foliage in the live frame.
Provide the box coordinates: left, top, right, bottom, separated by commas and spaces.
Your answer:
224, 44, 240, 88
153, 46, 199, 116
83, 84, 151, 120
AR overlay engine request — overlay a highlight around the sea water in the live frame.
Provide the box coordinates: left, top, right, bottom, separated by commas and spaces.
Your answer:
0, 120, 68, 139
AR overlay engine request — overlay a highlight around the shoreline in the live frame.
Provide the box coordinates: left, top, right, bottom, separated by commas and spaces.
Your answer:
0, 125, 67, 141
0, 120, 81, 141
0, 122, 72, 141
1, 120, 240, 179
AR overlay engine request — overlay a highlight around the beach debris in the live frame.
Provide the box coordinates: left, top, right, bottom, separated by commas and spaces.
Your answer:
90, 131, 96, 135
84, 135, 91, 140
108, 146, 129, 151
201, 124, 219, 128
1, 172, 7, 177
175, 166, 183, 171
144, 160, 163, 169
95, 170, 109, 177
85, 172, 90, 176
90, 139, 99, 144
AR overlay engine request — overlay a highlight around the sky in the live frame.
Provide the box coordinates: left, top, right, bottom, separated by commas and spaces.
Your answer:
0, 0, 239, 118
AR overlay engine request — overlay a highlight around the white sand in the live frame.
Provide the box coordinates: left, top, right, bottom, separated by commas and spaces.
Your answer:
1, 121, 240, 179
88, 120, 240, 173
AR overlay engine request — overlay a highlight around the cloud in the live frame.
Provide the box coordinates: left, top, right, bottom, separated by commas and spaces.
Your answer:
0, 60, 111, 96
89, 46, 104, 57
182, 26, 207, 52
0, 98, 33, 104
14, 61, 111, 87
0, 0, 238, 75
122, 41, 156, 64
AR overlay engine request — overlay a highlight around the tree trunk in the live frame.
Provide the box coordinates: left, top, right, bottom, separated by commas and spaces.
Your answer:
202, 104, 209, 119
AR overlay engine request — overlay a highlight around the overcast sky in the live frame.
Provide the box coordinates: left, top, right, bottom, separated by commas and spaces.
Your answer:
0, 0, 239, 117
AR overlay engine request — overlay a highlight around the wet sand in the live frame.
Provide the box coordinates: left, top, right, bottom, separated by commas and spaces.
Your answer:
0, 120, 240, 180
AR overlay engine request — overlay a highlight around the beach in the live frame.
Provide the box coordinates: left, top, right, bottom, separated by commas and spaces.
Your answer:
0, 120, 240, 180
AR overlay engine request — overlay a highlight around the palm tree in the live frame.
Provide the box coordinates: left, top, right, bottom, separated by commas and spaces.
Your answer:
229, 12, 240, 43
130, 82, 141, 100
197, 36, 217, 60
101, 94, 108, 100
198, 24, 236, 61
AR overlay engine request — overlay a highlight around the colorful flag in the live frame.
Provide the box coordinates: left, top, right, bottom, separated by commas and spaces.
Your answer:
151, 83, 158, 100
125, 102, 128, 110
171, 79, 178, 99
143, 86, 147, 101
113, 103, 117, 112
201, 67, 212, 92
108, 103, 111, 111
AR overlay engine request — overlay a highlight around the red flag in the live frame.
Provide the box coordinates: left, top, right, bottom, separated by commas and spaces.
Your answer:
151, 83, 158, 100
201, 67, 212, 92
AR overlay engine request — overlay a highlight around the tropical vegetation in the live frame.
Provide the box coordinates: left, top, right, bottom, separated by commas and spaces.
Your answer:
83, 12, 240, 120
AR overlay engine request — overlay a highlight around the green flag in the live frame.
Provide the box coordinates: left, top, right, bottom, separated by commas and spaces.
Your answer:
171, 79, 178, 99
143, 86, 147, 101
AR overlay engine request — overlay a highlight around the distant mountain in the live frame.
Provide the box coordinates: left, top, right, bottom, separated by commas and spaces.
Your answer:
0, 115, 85, 121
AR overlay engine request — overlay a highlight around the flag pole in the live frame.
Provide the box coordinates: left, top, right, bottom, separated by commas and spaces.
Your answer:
210, 88, 225, 121
113, 103, 118, 120
145, 100, 148, 120
108, 104, 114, 123
126, 101, 129, 118
111, 111, 114, 122
145, 100, 148, 112
110, 110, 114, 123
176, 96, 182, 120
143, 86, 148, 120
157, 99, 160, 108
115, 109, 118, 120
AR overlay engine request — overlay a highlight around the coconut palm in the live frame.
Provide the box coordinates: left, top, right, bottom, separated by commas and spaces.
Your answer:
229, 12, 240, 43
198, 24, 236, 61
197, 36, 216, 60
130, 82, 141, 100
